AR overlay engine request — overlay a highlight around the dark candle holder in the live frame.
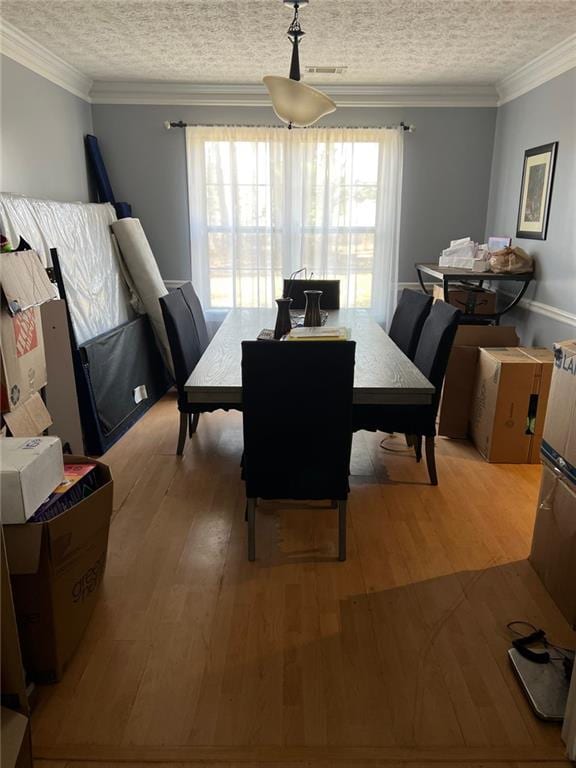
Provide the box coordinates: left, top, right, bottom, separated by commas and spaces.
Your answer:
274, 296, 293, 339
303, 290, 323, 327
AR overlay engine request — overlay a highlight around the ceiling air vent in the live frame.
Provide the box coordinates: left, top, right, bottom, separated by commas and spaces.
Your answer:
305, 65, 348, 75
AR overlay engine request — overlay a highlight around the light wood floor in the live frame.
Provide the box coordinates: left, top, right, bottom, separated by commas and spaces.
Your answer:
32, 393, 575, 767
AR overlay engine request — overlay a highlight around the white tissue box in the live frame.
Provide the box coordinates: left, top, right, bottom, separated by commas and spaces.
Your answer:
0, 437, 64, 523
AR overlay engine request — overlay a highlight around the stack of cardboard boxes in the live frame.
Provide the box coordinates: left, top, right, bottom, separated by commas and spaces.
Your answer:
1, 249, 83, 451
438, 325, 519, 439
437, 323, 554, 465
1, 251, 113, 685
1, 438, 113, 682
1, 251, 56, 435
530, 340, 576, 628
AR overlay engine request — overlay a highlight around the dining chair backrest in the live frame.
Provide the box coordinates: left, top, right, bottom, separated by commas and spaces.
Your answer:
283, 279, 341, 310
388, 288, 433, 360
180, 281, 210, 354
159, 287, 204, 396
241, 340, 356, 501
413, 300, 460, 409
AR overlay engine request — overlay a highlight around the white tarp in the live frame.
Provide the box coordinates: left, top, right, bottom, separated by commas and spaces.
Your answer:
0, 193, 135, 344
111, 218, 174, 376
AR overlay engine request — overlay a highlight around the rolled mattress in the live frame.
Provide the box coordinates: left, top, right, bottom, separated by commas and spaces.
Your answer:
111, 218, 174, 377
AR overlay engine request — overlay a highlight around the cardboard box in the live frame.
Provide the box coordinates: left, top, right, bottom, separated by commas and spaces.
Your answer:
1, 531, 29, 716
530, 460, 576, 628
3, 456, 113, 682
541, 340, 576, 482
1, 305, 47, 411
433, 283, 496, 315
1, 250, 56, 413
41, 299, 84, 453
1, 707, 32, 768
1, 250, 57, 314
1, 437, 64, 524
470, 347, 553, 463
438, 325, 519, 439
3, 392, 52, 438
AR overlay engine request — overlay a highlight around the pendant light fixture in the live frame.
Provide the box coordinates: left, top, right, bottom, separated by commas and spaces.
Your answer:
263, 0, 336, 129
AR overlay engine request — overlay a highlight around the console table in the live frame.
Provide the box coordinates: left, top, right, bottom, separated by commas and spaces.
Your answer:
415, 263, 534, 325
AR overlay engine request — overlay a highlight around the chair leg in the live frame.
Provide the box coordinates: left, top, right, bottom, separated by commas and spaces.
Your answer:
414, 435, 423, 463
247, 498, 256, 561
176, 412, 187, 455
189, 412, 200, 437
405, 434, 413, 447
338, 500, 347, 562
425, 436, 438, 486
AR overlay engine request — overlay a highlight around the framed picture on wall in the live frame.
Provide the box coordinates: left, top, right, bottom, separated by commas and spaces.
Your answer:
516, 142, 558, 240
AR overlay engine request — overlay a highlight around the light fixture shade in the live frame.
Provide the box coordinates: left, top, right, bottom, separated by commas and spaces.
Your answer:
263, 76, 336, 128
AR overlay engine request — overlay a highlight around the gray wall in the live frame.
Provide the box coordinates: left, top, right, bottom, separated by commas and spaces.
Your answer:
91, 104, 497, 283
486, 68, 576, 346
1, 55, 93, 202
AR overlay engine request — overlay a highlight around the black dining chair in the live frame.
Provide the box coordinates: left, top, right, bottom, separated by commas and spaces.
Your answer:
283, 279, 340, 310
353, 301, 460, 485
159, 283, 209, 455
388, 288, 433, 360
241, 340, 356, 562
180, 281, 210, 352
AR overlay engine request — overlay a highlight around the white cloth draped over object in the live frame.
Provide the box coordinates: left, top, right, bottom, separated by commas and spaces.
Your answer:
111, 218, 173, 376
186, 125, 403, 327
0, 194, 174, 377
0, 193, 134, 344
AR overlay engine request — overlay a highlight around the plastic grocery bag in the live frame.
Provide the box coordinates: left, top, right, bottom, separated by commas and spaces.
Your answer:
489, 246, 534, 274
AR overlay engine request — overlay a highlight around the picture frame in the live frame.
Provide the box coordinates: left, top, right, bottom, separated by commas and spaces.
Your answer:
516, 142, 558, 240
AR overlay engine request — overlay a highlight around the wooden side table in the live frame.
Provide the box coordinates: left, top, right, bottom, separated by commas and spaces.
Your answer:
415, 263, 534, 325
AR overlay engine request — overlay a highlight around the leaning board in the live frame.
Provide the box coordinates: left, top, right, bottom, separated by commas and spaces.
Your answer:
185, 309, 434, 406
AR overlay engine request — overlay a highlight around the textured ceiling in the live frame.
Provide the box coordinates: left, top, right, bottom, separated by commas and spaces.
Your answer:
2, 0, 575, 85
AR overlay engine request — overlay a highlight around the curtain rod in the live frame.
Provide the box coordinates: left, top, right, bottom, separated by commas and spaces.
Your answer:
164, 120, 415, 132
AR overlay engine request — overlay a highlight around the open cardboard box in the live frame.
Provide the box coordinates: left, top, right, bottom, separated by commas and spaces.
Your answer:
3, 456, 113, 682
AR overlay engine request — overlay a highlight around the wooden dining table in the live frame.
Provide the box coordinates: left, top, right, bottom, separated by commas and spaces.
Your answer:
184, 308, 435, 407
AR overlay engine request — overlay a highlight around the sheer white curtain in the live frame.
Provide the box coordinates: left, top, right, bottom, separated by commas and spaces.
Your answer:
186, 125, 403, 325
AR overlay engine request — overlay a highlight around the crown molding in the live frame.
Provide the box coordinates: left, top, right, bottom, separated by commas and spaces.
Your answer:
2, 14, 572, 110
0, 20, 92, 101
90, 81, 498, 107
496, 33, 576, 105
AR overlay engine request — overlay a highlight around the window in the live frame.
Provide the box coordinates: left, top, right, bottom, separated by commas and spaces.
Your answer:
187, 126, 403, 324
